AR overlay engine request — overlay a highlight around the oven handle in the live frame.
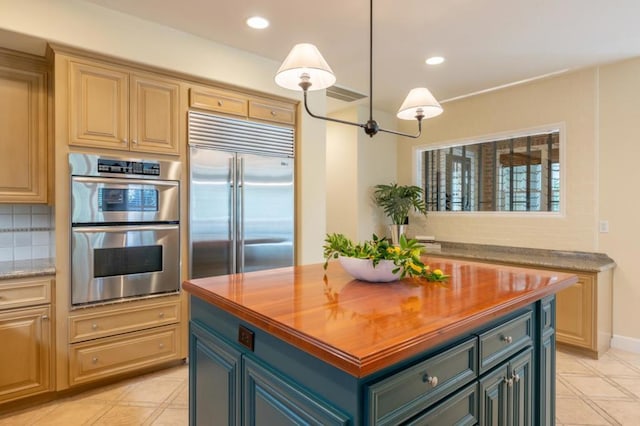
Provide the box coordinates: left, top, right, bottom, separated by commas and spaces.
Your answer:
71, 176, 179, 188
71, 224, 179, 233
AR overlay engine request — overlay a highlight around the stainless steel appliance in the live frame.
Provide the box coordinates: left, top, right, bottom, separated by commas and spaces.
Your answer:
188, 111, 295, 278
69, 153, 181, 306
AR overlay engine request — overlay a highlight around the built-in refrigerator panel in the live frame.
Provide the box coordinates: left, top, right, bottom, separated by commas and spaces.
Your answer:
189, 147, 235, 278
188, 111, 295, 279
240, 153, 294, 273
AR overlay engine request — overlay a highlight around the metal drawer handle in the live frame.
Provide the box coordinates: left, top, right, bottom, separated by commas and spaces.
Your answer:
502, 335, 513, 344
92, 357, 99, 364
422, 374, 438, 387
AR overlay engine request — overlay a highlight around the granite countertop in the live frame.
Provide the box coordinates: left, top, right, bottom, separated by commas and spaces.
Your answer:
421, 241, 615, 273
0, 258, 56, 280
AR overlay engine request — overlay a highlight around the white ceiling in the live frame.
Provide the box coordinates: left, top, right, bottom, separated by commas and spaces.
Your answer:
77, 0, 640, 113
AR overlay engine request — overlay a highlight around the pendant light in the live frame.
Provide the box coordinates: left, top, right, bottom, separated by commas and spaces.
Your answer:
275, 0, 443, 138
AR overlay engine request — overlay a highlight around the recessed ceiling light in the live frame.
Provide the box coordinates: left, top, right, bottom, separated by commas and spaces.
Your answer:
246, 16, 269, 30
425, 56, 445, 65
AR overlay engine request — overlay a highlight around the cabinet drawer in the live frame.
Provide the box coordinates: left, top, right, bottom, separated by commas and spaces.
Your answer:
69, 299, 180, 343
249, 99, 295, 125
189, 87, 247, 117
368, 337, 477, 425
69, 324, 180, 386
0, 277, 51, 310
478, 310, 532, 374
405, 382, 478, 426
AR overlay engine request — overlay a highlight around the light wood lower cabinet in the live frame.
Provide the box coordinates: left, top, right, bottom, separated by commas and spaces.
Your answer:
0, 305, 52, 404
556, 269, 613, 358
69, 324, 180, 386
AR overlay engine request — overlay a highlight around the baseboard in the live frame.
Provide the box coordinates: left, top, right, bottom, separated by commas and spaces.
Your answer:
611, 334, 640, 354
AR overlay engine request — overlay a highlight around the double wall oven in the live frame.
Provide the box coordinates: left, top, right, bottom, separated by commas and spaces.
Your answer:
69, 153, 181, 307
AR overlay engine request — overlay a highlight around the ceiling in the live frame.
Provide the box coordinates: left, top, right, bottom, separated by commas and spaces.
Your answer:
76, 1, 640, 113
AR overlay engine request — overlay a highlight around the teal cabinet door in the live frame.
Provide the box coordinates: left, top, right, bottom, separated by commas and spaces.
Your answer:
538, 296, 556, 426
479, 363, 509, 426
190, 322, 241, 426
243, 357, 350, 426
510, 349, 532, 426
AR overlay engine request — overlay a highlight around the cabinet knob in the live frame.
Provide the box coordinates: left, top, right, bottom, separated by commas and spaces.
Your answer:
41, 314, 49, 321
270, 111, 277, 116
504, 376, 513, 386
122, 139, 128, 145
159, 312, 165, 319
92, 323, 98, 330
92, 357, 99, 364
217, 100, 223, 106
512, 372, 520, 383
132, 139, 138, 145
159, 343, 165, 350
502, 335, 513, 344
422, 374, 438, 387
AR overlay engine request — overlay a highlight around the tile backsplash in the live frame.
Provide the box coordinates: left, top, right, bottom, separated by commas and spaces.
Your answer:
0, 205, 55, 261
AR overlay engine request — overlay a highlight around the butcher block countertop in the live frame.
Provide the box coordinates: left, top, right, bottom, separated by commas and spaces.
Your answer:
183, 257, 577, 377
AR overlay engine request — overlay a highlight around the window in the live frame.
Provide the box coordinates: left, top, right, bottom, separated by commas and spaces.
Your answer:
419, 129, 561, 212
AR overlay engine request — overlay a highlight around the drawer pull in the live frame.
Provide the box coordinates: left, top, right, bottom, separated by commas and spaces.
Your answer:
504, 376, 513, 387
122, 139, 127, 145
92, 357, 98, 364
92, 323, 98, 330
501, 335, 513, 344
270, 111, 277, 116
422, 374, 438, 387
159, 312, 165, 319
512, 372, 520, 383
41, 315, 49, 321
217, 100, 223, 106
159, 343, 165, 350
132, 139, 138, 145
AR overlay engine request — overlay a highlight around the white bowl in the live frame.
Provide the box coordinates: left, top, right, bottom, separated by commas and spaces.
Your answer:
338, 256, 402, 282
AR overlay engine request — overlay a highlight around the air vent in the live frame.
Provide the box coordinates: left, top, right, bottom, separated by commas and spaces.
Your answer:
326, 85, 367, 103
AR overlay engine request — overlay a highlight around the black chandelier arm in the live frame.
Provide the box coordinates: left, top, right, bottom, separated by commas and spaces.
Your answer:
377, 119, 423, 139
302, 90, 365, 129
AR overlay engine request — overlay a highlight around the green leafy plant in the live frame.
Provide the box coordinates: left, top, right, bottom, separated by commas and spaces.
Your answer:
323, 233, 448, 281
373, 183, 428, 225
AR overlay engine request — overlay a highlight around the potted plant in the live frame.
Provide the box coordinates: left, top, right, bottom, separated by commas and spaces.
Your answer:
373, 183, 428, 245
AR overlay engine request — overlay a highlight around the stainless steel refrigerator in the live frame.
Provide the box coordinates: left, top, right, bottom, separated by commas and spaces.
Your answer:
188, 111, 295, 279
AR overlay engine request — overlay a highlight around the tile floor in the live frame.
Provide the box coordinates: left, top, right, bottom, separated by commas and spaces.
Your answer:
1, 347, 639, 425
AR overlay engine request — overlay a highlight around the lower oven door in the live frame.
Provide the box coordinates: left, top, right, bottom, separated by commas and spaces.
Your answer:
71, 224, 180, 306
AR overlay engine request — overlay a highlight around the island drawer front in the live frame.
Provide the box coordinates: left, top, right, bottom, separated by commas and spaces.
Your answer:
69, 324, 180, 386
0, 277, 51, 310
367, 337, 478, 426
404, 381, 478, 426
68, 298, 181, 343
478, 310, 533, 374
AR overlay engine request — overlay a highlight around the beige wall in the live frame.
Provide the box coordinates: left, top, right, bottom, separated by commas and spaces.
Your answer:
0, 0, 327, 265
326, 105, 397, 241
397, 62, 640, 347
598, 58, 640, 348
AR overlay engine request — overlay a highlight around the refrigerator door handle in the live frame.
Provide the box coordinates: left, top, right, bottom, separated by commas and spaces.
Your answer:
237, 157, 245, 272
229, 157, 237, 274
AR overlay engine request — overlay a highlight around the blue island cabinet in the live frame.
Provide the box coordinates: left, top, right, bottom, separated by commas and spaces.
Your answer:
189, 295, 557, 426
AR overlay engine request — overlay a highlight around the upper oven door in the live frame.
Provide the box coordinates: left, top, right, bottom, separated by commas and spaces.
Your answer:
71, 177, 179, 224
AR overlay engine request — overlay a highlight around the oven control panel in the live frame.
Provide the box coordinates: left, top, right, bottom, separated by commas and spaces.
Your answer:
97, 159, 160, 176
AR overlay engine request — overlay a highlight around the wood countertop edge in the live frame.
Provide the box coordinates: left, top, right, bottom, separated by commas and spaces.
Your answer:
183, 273, 577, 378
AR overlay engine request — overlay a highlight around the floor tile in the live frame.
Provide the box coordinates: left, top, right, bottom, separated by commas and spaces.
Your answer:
562, 376, 630, 399
150, 407, 188, 426
555, 397, 614, 425
92, 404, 157, 425
611, 377, 640, 399
120, 378, 184, 404
557, 355, 597, 375
592, 399, 640, 425
30, 401, 111, 425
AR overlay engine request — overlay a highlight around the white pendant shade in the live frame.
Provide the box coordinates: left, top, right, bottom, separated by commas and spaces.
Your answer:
396, 87, 443, 120
275, 43, 336, 91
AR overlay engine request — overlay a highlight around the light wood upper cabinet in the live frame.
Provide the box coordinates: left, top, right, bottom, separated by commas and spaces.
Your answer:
0, 49, 48, 203
69, 59, 180, 155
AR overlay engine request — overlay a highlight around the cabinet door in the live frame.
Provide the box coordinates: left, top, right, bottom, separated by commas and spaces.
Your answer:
190, 322, 241, 426
556, 273, 594, 350
131, 74, 180, 155
479, 364, 508, 426
69, 60, 129, 150
0, 59, 47, 203
243, 357, 349, 426
509, 349, 532, 426
0, 305, 52, 403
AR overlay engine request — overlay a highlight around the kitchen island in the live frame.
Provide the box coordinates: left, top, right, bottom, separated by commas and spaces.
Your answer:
183, 257, 577, 425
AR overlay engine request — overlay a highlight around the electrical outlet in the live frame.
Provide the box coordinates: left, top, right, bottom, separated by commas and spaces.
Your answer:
238, 325, 255, 351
